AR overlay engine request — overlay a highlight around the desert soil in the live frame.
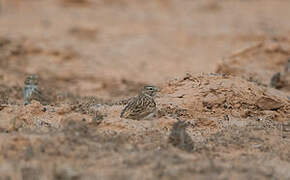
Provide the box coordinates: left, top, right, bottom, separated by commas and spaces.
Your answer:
0, 0, 290, 179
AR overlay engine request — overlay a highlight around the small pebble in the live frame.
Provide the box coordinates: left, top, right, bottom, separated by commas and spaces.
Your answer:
224, 115, 230, 121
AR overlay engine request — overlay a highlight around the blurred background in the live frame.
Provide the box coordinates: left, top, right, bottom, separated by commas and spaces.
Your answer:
0, 0, 289, 98
1, 1, 290, 179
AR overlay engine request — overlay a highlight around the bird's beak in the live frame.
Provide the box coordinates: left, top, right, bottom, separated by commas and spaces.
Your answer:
155, 87, 161, 97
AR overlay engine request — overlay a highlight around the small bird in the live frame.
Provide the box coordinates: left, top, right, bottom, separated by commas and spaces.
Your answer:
24, 74, 41, 105
120, 85, 160, 120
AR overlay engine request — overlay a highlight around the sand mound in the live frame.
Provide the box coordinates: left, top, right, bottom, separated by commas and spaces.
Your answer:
159, 73, 289, 121
2, 73, 289, 143
216, 40, 290, 92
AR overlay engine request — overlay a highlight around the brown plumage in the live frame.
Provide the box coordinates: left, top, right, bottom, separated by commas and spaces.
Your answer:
120, 85, 160, 120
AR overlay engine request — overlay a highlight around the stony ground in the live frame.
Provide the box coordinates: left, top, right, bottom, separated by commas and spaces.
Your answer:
0, 0, 289, 179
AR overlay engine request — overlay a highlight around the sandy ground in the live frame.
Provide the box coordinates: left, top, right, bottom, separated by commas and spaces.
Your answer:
0, 0, 290, 179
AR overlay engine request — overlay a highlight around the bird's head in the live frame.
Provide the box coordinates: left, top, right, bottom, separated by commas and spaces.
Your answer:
24, 74, 39, 86
141, 85, 161, 97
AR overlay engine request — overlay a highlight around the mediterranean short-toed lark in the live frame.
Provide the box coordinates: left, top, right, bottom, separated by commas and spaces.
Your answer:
24, 74, 41, 105
120, 85, 160, 120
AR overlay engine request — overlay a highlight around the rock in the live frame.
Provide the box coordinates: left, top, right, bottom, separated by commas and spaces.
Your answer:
256, 97, 283, 110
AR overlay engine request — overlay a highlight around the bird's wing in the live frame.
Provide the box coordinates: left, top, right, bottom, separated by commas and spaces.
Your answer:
120, 96, 156, 119
120, 96, 138, 118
